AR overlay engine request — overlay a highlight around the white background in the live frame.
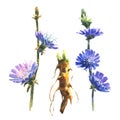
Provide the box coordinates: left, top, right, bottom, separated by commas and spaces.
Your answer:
0, 0, 119, 119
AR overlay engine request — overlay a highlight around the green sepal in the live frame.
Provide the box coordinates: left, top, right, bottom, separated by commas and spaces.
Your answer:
27, 84, 31, 92
37, 43, 46, 55
90, 84, 96, 92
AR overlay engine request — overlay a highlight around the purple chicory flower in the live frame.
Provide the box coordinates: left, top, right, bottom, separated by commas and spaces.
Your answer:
75, 49, 100, 70
9, 61, 38, 84
77, 28, 103, 40
89, 71, 110, 92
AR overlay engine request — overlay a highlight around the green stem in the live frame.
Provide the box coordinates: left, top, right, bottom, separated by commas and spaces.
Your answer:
89, 68, 94, 111
92, 88, 94, 111
29, 83, 34, 111
87, 38, 95, 111
33, 7, 41, 66
36, 18, 39, 32
87, 39, 90, 49
89, 69, 92, 75
35, 14, 40, 66
28, 7, 41, 111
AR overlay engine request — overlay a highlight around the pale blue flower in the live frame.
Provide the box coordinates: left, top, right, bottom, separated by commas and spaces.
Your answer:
35, 31, 58, 54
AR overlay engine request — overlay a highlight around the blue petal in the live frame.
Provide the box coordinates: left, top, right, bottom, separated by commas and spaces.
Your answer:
9, 78, 23, 83
101, 77, 108, 83
98, 72, 104, 79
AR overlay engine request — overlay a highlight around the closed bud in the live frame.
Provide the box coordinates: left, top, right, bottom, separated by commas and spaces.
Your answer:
35, 7, 39, 16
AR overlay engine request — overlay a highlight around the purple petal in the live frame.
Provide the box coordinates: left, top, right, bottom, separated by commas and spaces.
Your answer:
9, 74, 17, 78
11, 69, 17, 74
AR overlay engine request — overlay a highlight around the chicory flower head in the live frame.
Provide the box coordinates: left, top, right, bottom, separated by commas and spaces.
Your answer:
9, 62, 38, 84
75, 49, 100, 70
35, 31, 58, 54
89, 71, 110, 92
77, 28, 103, 40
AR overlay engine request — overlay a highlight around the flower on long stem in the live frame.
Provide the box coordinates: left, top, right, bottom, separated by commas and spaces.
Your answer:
9, 61, 38, 110
89, 71, 110, 111
35, 31, 58, 55
75, 49, 100, 71
76, 8, 110, 111
77, 28, 103, 40
89, 71, 110, 92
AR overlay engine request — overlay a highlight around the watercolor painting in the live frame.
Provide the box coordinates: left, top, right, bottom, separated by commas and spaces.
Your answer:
0, 0, 119, 120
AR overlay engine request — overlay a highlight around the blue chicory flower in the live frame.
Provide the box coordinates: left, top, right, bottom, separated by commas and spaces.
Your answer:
89, 71, 110, 92
75, 49, 100, 70
77, 28, 103, 40
9, 62, 38, 84
35, 31, 58, 53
